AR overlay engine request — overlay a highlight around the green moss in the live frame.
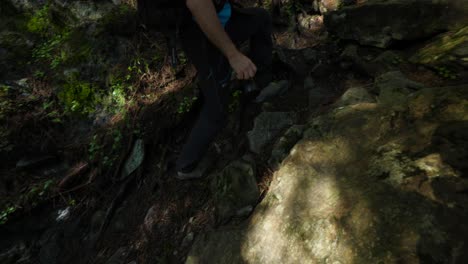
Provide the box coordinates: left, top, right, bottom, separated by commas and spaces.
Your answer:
58, 77, 99, 115
0, 178, 56, 225
32, 30, 70, 66
434, 66, 458, 80
411, 26, 468, 65
26, 5, 51, 35
177, 96, 198, 114
0, 205, 17, 225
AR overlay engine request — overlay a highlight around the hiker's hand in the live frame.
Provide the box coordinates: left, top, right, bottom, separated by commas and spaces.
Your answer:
228, 51, 257, 80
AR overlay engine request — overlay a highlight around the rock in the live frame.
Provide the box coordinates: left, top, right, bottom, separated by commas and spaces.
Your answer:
0, 31, 34, 79
187, 85, 468, 263
340, 45, 369, 73
91, 210, 106, 233
121, 139, 145, 180
335, 87, 375, 107
0, 242, 33, 264
235, 205, 254, 218
324, 0, 450, 48
14, 78, 29, 89
39, 228, 62, 264
277, 48, 309, 76
297, 14, 324, 37
186, 227, 246, 264
41, 162, 70, 177
182, 232, 195, 248
432, 122, 468, 176
247, 112, 297, 154
410, 26, 468, 78
375, 71, 424, 111
64, 1, 114, 23
303, 49, 318, 63
255, 80, 289, 103
309, 85, 335, 108
105, 247, 129, 264
7, 0, 45, 11
16, 155, 55, 170
113, 219, 126, 232
341, 45, 401, 76
313, 0, 356, 14
260, 102, 274, 112
372, 50, 402, 73
142, 205, 158, 235
269, 125, 305, 168
56, 207, 71, 222
211, 159, 259, 223
303, 76, 315, 90
447, 0, 468, 29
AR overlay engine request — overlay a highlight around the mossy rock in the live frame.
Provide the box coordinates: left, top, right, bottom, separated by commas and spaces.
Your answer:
410, 26, 468, 72
211, 159, 260, 223
324, 0, 450, 48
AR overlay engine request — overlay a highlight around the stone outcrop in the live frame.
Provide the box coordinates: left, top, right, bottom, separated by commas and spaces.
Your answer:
324, 0, 450, 48
313, 0, 357, 14
187, 76, 468, 263
411, 26, 468, 79
211, 158, 260, 223
247, 112, 297, 154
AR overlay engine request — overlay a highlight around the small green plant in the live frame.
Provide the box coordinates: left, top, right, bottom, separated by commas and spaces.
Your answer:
435, 66, 458, 80
0, 205, 17, 225
26, 5, 50, 35
0, 85, 9, 96
262, 0, 272, 10
68, 199, 77, 206
391, 56, 403, 65
26, 179, 55, 202
178, 51, 188, 66
128, 57, 149, 79
177, 96, 198, 114
0, 179, 56, 225
58, 76, 98, 115
88, 135, 102, 161
110, 81, 127, 109
32, 31, 71, 67
112, 129, 123, 151
34, 70, 46, 79
229, 90, 243, 113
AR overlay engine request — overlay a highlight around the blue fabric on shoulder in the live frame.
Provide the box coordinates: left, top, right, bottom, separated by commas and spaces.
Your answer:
218, 2, 232, 27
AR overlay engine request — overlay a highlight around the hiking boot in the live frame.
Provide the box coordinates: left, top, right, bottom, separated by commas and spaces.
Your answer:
175, 169, 204, 180
174, 154, 214, 180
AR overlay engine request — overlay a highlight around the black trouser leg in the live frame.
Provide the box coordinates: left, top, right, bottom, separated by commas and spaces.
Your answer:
175, 8, 273, 172
176, 22, 231, 172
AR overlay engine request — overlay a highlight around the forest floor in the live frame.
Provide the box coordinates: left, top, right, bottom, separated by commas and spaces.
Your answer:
1, 1, 466, 263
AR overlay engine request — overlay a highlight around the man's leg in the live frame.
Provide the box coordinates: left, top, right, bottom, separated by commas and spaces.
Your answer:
226, 7, 273, 88
175, 22, 232, 174
175, 7, 273, 175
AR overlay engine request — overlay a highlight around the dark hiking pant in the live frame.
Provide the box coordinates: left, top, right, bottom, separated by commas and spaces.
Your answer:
176, 7, 273, 172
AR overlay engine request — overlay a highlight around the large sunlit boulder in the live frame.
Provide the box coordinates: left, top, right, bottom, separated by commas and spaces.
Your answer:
187, 79, 468, 263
